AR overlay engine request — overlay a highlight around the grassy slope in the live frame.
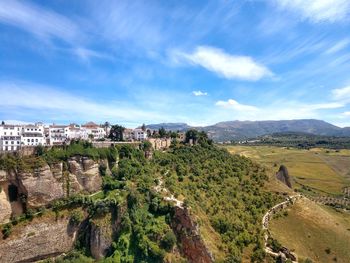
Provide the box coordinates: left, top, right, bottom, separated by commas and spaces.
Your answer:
225, 146, 350, 196
269, 198, 350, 263
225, 145, 350, 262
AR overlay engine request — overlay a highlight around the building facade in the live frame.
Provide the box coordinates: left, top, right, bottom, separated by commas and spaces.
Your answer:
48, 125, 67, 145
133, 129, 148, 141
0, 124, 22, 152
82, 122, 106, 140
21, 123, 46, 147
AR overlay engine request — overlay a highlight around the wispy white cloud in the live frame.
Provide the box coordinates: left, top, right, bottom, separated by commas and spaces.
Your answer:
332, 86, 350, 102
215, 99, 259, 111
91, 0, 163, 50
306, 102, 345, 110
172, 46, 273, 81
0, 0, 81, 44
73, 47, 113, 62
342, 111, 350, 116
325, 39, 350, 54
273, 0, 350, 23
192, 90, 208, 96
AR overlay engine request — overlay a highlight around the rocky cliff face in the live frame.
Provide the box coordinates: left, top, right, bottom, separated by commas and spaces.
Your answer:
0, 215, 79, 262
19, 163, 65, 208
89, 206, 124, 259
0, 157, 103, 224
171, 206, 214, 263
67, 157, 102, 194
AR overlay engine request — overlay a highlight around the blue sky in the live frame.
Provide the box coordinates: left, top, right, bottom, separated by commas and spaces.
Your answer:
1, 0, 350, 127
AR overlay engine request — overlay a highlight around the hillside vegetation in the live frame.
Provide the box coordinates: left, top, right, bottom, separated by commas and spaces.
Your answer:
1, 140, 280, 262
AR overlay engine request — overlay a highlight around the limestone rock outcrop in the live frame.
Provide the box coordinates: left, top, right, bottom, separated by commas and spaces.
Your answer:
0, 186, 12, 223
0, 215, 79, 262
68, 157, 102, 194
0, 157, 103, 224
171, 206, 214, 263
89, 206, 124, 259
276, 165, 292, 188
20, 164, 65, 208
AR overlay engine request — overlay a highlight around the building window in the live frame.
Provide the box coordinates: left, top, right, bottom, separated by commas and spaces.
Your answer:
27, 139, 30, 142
35, 139, 38, 142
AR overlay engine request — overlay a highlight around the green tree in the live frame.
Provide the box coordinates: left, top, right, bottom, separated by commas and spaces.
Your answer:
185, 129, 199, 143
170, 131, 178, 140
158, 127, 167, 138
161, 231, 177, 251
109, 125, 125, 141
141, 141, 152, 152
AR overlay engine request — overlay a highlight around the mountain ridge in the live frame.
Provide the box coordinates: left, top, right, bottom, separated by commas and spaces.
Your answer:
146, 119, 350, 141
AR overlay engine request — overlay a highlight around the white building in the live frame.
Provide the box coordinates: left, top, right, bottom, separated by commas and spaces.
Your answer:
82, 122, 106, 140
133, 128, 147, 141
49, 125, 68, 145
21, 123, 46, 147
64, 124, 88, 140
0, 124, 22, 152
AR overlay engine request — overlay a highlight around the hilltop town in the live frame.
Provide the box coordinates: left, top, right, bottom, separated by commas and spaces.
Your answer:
0, 121, 186, 153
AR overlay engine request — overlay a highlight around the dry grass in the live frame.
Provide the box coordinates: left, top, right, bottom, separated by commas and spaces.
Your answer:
225, 146, 350, 196
269, 198, 350, 263
194, 207, 226, 262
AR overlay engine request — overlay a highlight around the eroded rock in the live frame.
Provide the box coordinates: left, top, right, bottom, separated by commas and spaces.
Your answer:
171, 206, 214, 263
276, 165, 292, 188
0, 215, 79, 262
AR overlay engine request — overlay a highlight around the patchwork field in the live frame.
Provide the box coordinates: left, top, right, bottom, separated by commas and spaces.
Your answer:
225, 146, 350, 196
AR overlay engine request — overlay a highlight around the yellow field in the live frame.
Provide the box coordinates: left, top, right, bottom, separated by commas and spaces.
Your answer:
269, 198, 350, 263
225, 146, 350, 196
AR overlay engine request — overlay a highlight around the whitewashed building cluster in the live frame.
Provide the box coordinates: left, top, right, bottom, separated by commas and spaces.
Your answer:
0, 122, 106, 152
0, 121, 153, 153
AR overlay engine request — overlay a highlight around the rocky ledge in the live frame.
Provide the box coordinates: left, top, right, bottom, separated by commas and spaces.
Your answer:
0, 214, 79, 262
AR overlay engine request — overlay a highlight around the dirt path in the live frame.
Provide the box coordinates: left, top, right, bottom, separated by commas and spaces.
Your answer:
262, 194, 301, 262
154, 175, 183, 208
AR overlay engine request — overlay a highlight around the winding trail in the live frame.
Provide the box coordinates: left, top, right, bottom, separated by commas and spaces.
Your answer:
154, 174, 183, 208
262, 194, 301, 262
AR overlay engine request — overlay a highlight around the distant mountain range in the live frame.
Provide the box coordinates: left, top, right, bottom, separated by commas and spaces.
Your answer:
146, 119, 350, 141
145, 123, 191, 131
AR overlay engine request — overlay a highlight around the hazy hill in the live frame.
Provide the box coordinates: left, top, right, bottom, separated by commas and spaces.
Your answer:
145, 122, 191, 131
147, 119, 350, 141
